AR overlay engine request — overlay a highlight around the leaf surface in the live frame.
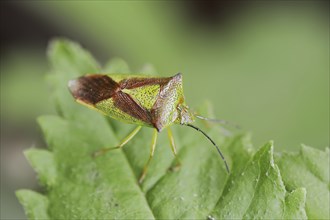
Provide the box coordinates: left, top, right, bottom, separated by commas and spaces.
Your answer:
276, 145, 330, 219
17, 39, 329, 219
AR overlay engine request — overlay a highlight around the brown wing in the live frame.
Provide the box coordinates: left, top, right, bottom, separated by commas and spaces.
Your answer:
119, 77, 171, 89
68, 74, 120, 105
113, 91, 152, 124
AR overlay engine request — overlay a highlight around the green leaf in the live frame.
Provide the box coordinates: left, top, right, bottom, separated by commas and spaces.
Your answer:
24, 148, 57, 188
211, 142, 307, 219
284, 188, 307, 219
16, 190, 49, 219
17, 39, 328, 219
276, 145, 330, 219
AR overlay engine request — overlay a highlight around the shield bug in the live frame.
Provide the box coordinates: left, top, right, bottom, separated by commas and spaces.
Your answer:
68, 73, 229, 183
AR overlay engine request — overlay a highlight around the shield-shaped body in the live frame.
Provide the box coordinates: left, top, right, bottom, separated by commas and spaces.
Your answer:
68, 73, 194, 131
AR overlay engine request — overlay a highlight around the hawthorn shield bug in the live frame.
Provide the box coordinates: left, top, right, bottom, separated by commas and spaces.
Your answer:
68, 73, 229, 183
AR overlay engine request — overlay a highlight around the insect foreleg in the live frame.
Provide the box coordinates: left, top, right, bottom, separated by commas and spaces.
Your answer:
138, 129, 158, 184
167, 127, 181, 171
92, 126, 142, 158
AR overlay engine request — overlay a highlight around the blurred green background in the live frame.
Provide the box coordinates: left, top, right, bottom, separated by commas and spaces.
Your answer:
1, 1, 328, 219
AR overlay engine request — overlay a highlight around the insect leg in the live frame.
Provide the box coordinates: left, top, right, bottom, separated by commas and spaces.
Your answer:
92, 126, 142, 157
138, 129, 158, 184
167, 127, 181, 171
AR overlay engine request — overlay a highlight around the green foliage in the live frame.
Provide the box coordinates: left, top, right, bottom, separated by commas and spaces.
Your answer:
276, 146, 330, 219
15, 190, 49, 220
17, 39, 329, 219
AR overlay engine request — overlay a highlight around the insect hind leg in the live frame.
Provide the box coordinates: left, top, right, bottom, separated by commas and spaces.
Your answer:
167, 127, 181, 172
92, 126, 142, 157
138, 129, 158, 184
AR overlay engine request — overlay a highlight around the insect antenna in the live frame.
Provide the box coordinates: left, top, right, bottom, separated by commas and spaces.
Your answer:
185, 124, 230, 173
195, 115, 241, 129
